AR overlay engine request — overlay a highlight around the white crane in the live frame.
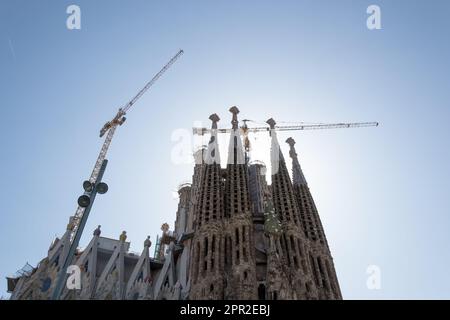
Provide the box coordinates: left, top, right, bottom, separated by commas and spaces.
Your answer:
52, 50, 184, 300
68, 49, 184, 241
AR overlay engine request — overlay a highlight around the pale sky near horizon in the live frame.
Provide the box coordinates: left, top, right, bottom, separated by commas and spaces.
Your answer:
1, 0, 450, 299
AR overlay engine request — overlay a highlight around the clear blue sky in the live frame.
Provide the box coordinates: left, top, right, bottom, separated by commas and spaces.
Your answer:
1, 0, 450, 299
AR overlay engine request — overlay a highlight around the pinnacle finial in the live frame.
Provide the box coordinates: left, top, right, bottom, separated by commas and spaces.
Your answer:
209, 114, 220, 129
229, 106, 240, 114
161, 223, 170, 233
119, 231, 127, 242
144, 236, 152, 248
286, 137, 296, 147
229, 106, 240, 130
93, 225, 101, 237
266, 118, 276, 129
286, 137, 298, 159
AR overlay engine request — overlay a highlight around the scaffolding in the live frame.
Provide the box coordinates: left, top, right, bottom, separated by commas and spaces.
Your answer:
153, 234, 161, 260
6, 262, 35, 293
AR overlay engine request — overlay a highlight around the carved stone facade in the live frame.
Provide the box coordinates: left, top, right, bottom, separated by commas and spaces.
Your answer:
7, 107, 341, 300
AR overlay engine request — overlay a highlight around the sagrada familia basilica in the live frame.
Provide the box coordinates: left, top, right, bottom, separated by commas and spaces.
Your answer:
7, 107, 342, 300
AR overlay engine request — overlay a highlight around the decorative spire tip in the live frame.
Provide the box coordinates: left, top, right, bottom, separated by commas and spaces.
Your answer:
209, 113, 220, 129
229, 106, 240, 129
266, 118, 276, 129
144, 236, 152, 247
286, 137, 296, 147
229, 106, 240, 114
93, 225, 101, 236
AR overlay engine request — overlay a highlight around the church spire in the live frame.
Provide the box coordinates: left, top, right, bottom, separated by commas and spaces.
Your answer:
285, 140, 342, 299
266, 118, 318, 299
266, 118, 286, 175
189, 112, 225, 299
266, 117, 301, 225
223, 106, 257, 299
286, 137, 307, 186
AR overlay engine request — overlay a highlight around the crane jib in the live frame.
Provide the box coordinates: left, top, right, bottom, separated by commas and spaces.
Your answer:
73, 49, 184, 244
192, 122, 379, 135
54, 50, 184, 300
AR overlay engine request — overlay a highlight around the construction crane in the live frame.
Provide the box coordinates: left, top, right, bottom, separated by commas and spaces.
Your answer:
193, 118, 379, 162
52, 49, 184, 300
70, 49, 184, 242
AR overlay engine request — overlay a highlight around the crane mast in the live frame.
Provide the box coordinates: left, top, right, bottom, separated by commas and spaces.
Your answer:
68, 127, 117, 241
53, 49, 183, 300
68, 49, 184, 242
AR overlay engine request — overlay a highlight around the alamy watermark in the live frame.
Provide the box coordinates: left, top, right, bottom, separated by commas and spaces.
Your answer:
66, 5, 81, 30
367, 5, 382, 30
66, 265, 81, 290
366, 265, 381, 290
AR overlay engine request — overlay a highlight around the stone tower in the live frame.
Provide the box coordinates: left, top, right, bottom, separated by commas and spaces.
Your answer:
223, 107, 258, 299
286, 137, 342, 300
174, 184, 191, 299
181, 147, 206, 299
7, 108, 343, 301
189, 114, 226, 299
187, 147, 207, 234
267, 118, 318, 299
175, 185, 191, 238
248, 161, 270, 298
